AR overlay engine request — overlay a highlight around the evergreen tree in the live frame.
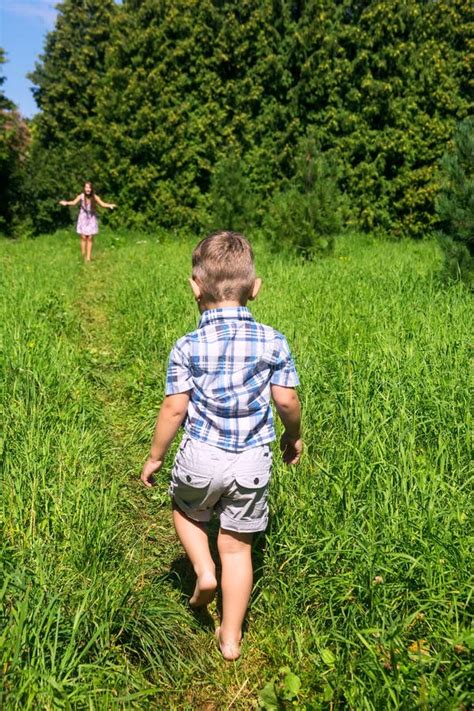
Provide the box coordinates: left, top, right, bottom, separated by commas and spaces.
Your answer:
95, 0, 294, 228
207, 151, 253, 232
436, 116, 474, 287
95, 0, 223, 228
0, 48, 14, 111
292, 0, 473, 236
0, 49, 30, 234
29, 0, 116, 146
26, 0, 116, 232
20, 0, 474, 235
264, 136, 341, 258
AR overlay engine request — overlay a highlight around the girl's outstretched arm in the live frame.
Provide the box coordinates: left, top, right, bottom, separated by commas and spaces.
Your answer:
59, 194, 82, 207
95, 195, 117, 209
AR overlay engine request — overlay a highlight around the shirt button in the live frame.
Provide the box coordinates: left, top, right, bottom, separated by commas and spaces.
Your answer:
186, 475, 191, 482
254, 477, 259, 485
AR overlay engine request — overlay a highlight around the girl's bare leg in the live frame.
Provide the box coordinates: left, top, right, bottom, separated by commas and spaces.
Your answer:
85, 236, 93, 262
217, 529, 253, 660
80, 235, 87, 259
172, 507, 217, 607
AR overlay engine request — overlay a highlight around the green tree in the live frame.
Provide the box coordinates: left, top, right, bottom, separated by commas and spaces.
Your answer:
0, 49, 30, 234
95, 0, 298, 228
207, 151, 253, 232
26, 0, 116, 233
0, 48, 14, 111
264, 136, 341, 258
436, 116, 474, 287
21, 0, 474, 236
94, 0, 222, 229
29, 0, 116, 146
292, 0, 473, 236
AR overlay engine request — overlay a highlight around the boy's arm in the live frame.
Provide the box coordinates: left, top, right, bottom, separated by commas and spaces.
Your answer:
271, 384, 302, 465
141, 392, 190, 487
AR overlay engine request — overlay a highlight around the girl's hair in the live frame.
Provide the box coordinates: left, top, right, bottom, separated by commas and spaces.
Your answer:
83, 182, 96, 213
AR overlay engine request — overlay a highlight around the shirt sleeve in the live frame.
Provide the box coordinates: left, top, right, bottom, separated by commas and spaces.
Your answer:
270, 334, 300, 387
165, 341, 193, 395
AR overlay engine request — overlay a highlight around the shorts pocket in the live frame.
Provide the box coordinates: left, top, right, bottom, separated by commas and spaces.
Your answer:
170, 464, 213, 511
173, 465, 212, 490
233, 470, 271, 490
229, 469, 271, 521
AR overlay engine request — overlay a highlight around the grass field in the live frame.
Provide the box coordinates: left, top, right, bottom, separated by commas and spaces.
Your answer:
1, 229, 472, 709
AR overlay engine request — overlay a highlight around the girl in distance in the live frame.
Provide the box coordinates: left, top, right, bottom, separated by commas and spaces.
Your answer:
59, 181, 116, 262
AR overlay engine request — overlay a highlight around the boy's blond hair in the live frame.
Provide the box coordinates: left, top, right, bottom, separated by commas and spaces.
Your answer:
192, 231, 256, 303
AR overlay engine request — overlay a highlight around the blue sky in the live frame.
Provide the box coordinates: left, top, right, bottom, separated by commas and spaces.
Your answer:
0, 0, 58, 117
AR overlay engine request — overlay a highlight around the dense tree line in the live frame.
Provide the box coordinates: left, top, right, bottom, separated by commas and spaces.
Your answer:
4, 0, 474, 240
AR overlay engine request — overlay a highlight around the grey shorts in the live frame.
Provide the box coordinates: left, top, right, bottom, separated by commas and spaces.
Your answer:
169, 435, 273, 533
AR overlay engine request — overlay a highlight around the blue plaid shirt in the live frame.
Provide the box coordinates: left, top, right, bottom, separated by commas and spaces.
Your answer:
165, 306, 299, 451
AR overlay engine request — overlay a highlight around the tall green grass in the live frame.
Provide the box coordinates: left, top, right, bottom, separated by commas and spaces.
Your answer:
0, 235, 205, 709
1, 230, 472, 708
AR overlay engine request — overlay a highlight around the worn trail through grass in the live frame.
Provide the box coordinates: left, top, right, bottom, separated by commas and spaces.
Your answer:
72, 246, 268, 707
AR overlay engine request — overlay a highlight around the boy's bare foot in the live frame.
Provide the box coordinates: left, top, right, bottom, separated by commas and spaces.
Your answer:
189, 571, 217, 607
215, 626, 242, 661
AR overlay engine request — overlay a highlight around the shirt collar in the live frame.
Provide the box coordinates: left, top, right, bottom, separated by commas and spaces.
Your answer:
198, 306, 254, 328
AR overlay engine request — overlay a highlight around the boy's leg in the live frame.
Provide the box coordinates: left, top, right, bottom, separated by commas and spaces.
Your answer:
217, 528, 253, 660
172, 506, 217, 606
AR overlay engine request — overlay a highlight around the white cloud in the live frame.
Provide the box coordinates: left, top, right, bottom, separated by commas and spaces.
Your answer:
3, 1, 58, 27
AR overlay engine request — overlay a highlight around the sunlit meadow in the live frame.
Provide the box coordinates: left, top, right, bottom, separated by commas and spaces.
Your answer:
1, 230, 472, 709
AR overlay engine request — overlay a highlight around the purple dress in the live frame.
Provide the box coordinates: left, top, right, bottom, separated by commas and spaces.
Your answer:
76, 194, 99, 235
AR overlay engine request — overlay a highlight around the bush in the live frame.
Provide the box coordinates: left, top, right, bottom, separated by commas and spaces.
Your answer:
436, 116, 474, 287
264, 141, 341, 258
207, 152, 253, 233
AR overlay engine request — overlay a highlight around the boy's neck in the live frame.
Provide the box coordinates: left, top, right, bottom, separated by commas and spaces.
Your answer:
199, 300, 247, 313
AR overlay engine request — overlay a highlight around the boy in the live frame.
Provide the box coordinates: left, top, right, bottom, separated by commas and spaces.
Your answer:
141, 231, 302, 661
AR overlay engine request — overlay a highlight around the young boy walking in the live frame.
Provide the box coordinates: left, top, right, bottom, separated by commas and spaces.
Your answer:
141, 231, 302, 660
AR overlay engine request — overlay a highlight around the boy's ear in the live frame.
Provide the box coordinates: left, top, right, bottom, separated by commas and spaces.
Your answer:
189, 278, 201, 301
249, 278, 262, 301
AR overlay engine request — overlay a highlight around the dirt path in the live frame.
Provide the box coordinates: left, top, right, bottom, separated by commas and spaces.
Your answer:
74, 254, 181, 569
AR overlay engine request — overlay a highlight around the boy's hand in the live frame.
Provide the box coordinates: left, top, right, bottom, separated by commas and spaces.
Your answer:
140, 458, 162, 487
280, 433, 303, 465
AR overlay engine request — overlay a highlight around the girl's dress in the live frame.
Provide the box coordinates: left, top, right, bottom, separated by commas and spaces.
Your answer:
76, 194, 99, 235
